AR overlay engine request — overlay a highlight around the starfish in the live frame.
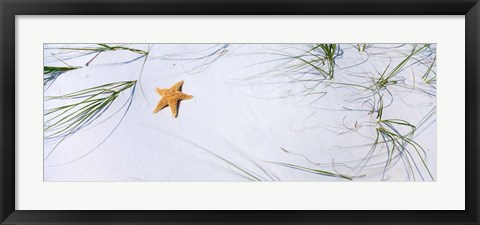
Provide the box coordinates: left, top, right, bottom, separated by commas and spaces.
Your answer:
153, 80, 193, 117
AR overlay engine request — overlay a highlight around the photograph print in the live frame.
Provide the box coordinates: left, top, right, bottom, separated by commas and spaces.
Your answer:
43, 43, 437, 182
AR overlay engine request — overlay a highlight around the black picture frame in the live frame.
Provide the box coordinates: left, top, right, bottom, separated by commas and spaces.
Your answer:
1, 0, 478, 224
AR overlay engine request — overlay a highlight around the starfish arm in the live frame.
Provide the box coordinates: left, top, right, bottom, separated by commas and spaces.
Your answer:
153, 98, 168, 113
178, 93, 193, 100
168, 99, 178, 117
156, 88, 167, 96
171, 80, 184, 91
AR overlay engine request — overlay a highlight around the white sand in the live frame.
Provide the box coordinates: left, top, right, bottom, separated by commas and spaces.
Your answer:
43, 44, 436, 181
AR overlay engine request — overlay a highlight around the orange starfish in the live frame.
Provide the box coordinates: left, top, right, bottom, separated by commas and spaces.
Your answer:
153, 80, 193, 117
